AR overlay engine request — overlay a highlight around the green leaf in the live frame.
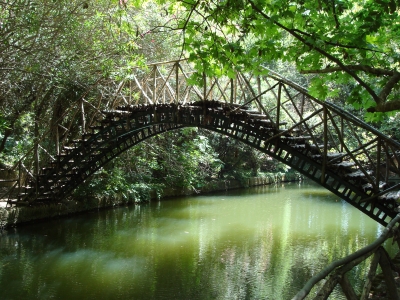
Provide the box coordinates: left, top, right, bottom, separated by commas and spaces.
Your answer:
308, 77, 328, 99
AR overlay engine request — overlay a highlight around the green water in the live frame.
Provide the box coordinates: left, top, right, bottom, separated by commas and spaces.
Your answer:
0, 182, 394, 300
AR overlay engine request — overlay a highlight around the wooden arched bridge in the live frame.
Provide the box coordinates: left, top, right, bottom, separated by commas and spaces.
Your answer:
5, 60, 400, 226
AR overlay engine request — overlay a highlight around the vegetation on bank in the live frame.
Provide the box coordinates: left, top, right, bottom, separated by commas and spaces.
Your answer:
73, 128, 297, 203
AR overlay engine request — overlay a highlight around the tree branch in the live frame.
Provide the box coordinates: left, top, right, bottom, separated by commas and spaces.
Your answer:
300, 65, 395, 76
331, 0, 340, 28
379, 71, 400, 100
290, 28, 384, 54
247, 0, 382, 105
249, 0, 382, 104
178, 0, 200, 58
367, 99, 400, 113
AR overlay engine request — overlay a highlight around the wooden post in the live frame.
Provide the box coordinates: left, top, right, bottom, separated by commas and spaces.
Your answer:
34, 141, 39, 198
56, 124, 60, 156
18, 161, 22, 201
276, 83, 281, 128
376, 138, 381, 189
340, 117, 344, 153
339, 274, 358, 300
234, 75, 237, 104
203, 72, 207, 101
81, 98, 86, 134
230, 78, 234, 104
175, 62, 179, 103
360, 250, 381, 300
257, 76, 261, 113
142, 79, 145, 104
129, 80, 132, 104
153, 66, 157, 104
322, 106, 328, 184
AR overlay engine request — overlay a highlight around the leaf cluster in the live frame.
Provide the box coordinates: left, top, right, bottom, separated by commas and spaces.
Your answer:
171, 0, 400, 118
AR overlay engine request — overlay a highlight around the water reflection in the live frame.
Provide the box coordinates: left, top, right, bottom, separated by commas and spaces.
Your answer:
0, 182, 394, 300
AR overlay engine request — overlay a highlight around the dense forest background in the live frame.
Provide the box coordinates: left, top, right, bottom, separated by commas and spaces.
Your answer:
1, 0, 399, 202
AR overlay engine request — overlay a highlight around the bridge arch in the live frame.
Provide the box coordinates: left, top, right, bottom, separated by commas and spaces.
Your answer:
13, 60, 400, 226
19, 100, 400, 226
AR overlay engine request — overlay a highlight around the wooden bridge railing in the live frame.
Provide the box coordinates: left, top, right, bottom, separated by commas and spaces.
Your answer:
3, 59, 400, 226
110, 59, 400, 223
123, 59, 265, 108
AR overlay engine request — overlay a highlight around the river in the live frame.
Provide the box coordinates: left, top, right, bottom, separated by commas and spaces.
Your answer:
0, 181, 394, 299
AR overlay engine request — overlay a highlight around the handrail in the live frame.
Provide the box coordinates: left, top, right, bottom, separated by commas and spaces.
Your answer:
262, 65, 400, 148
146, 58, 188, 67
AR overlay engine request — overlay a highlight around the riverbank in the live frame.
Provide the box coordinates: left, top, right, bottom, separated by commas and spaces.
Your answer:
0, 172, 301, 229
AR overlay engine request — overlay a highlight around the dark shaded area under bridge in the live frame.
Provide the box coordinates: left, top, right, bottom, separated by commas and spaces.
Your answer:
8, 60, 400, 226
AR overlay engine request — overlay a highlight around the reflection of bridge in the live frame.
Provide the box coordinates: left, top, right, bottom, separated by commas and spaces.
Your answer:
8, 60, 400, 226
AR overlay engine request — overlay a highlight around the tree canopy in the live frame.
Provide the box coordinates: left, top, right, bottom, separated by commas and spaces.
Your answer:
1, 0, 400, 197
0, 0, 179, 160
0, 0, 275, 195
170, 0, 400, 118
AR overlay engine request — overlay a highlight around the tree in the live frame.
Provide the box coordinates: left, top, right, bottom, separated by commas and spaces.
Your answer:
74, 128, 224, 201
0, 0, 144, 163
170, 0, 400, 118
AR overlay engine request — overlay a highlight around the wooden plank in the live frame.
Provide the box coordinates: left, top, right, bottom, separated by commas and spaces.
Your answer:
0, 179, 18, 182
331, 161, 355, 168
346, 170, 373, 178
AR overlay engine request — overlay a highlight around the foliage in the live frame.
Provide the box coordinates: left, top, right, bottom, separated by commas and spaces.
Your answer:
74, 166, 163, 203
0, 112, 34, 165
377, 112, 400, 142
127, 128, 223, 190
130, 1, 183, 61
203, 130, 286, 180
74, 128, 222, 200
169, 0, 400, 118
0, 1, 303, 200
73, 127, 284, 200
0, 0, 147, 164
